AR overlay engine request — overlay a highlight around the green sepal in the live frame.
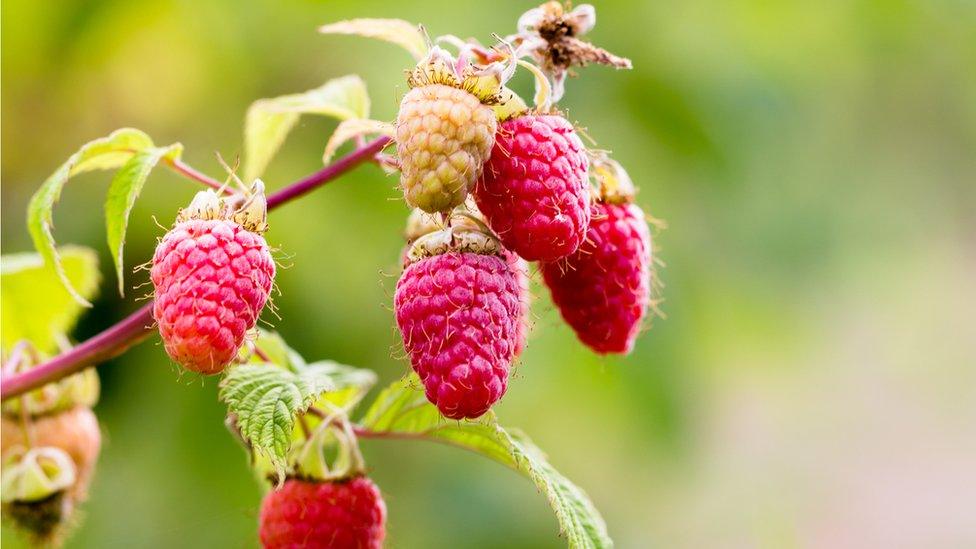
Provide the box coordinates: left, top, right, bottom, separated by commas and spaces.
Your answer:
1, 448, 77, 503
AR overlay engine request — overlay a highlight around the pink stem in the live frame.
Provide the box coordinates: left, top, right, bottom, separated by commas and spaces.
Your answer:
352, 427, 428, 441
0, 304, 155, 400
0, 136, 393, 401
265, 137, 390, 208
251, 345, 272, 363
165, 158, 225, 191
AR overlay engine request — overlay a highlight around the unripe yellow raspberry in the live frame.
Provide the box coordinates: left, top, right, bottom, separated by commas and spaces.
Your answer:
1, 407, 101, 501
396, 84, 496, 213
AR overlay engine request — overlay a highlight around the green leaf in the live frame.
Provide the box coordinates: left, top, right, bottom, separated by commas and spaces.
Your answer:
221, 331, 377, 480
360, 376, 613, 548
104, 143, 183, 296
219, 363, 337, 474
306, 360, 377, 413
318, 19, 428, 62
244, 75, 371, 181
505, 431, 614, 549
237, 329, 307, 370
0, 246, 100, 355
493, 86, 529, 120
27, 128, 155, 306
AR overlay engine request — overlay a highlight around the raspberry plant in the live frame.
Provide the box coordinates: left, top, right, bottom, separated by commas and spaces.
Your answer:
0, 4, 660, 547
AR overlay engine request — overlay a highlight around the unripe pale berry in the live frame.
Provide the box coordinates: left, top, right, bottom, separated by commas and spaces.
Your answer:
397, 84, 497, 213
1, 407, 102, 501
395, 45, 515, 213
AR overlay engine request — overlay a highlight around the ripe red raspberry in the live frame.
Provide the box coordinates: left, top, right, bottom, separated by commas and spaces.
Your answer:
542, 201, 652, 354
151, 190, 275, 375
394, 229, 522, 419
258, 476, 386, 549
475, 114, 590, 261
402, 206, 531, 357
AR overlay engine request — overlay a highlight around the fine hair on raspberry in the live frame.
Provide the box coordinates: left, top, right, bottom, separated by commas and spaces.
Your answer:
475, 113, 591, 261
258, 476, 386, 549
151, 218, 276, 375
394, 250, 522, 419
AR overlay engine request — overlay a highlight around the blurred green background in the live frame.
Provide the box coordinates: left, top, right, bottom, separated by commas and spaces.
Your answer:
3, 0, 975, 547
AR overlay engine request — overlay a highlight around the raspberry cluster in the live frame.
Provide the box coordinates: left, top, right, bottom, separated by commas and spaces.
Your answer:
130, 5, 650, 547
2, 5, 655, 549
391, 16, 653, 420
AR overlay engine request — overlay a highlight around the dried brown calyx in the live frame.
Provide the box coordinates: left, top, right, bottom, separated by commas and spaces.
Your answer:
511, 2, 632, 100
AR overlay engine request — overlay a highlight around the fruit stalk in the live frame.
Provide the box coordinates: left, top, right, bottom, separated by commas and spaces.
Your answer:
266, 136, 390, 208
164, 158, 225, 191
0, 136, 392, 401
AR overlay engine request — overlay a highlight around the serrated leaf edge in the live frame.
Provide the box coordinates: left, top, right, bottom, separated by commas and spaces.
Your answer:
219, 364, 336, 476
359, 376, 613, 548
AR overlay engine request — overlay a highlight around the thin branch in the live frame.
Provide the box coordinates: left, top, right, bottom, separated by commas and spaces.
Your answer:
298, 415, 312, 439
352, 427, 430, 442
351, 426, 522, 474
0, 136, 393, 401
305, 406, 330, 420
251, 344, 272, 363
266, 136, 390, 208
0, 303, 155, 400
164, 157, 226, 191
